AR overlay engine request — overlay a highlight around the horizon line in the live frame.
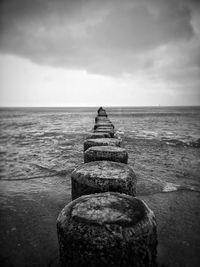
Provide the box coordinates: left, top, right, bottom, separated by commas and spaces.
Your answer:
0, 105, 200, 108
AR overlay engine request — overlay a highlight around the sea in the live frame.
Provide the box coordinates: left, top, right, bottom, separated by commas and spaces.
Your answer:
0, 106, 200, 266
0, 106, 200, 191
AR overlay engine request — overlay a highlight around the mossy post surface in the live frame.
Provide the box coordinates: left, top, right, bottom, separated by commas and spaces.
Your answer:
84, 145, 128, 164
84, 138, 121, 152
57, 192, 157, 267
71, 161, 136, 200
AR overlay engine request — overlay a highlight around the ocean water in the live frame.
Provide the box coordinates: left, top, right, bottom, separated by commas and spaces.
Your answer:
0, 106, 200, 194
0, 106, 200, 266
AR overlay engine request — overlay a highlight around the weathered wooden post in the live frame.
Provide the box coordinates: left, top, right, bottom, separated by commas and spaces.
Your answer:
57, 192, 157, 267
84, 145, 128, 163
86, 132, 111, 139
95, 129, 114, 137
84, 138, 121, 152
97, 107, 108, 117
95, 116, 110, 123
71, 161, 136, 200
94, 122, 114, 130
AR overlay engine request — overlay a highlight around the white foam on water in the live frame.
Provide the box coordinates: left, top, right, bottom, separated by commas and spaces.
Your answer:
162, 182, 200, 193
162, 182, 179, 192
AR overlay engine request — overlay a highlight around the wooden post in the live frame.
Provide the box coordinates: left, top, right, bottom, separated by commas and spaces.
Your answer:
57, 192, 157, 267
71, 161, 136, 200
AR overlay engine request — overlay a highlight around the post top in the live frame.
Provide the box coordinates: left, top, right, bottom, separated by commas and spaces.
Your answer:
72, 160, 135, 181
86, 145, 126, 152
66, 193, 148, 227
97, 107, 107, 117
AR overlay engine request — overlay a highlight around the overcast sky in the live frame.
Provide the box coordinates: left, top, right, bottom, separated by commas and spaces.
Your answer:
0, 0, 200, 106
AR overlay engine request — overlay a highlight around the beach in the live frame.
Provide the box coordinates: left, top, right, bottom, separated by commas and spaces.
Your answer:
0, 107, 200, 266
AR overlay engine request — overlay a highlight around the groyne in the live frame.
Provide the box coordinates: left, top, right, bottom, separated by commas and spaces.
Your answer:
57, 107, 157, 267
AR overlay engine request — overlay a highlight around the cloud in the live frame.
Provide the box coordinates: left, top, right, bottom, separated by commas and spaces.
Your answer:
0, 0, 198, 75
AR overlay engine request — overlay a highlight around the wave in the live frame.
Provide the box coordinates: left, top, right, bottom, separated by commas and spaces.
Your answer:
1, 174, 57, 181
162, 182, 200, 193
0, 166, 74, 181
31, 163, 74, 175
163, 138, 200, 148
128, 130, 200, 148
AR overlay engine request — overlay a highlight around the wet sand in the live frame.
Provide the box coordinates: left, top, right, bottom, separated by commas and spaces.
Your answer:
0, 175, 200, 267
139, 191, 200, 267
0, 176, 69, 267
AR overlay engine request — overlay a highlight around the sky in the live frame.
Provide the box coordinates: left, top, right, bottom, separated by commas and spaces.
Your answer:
0, 0, 200, 107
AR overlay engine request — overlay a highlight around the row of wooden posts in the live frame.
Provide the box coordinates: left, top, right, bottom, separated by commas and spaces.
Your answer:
57, 107, 158, 267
